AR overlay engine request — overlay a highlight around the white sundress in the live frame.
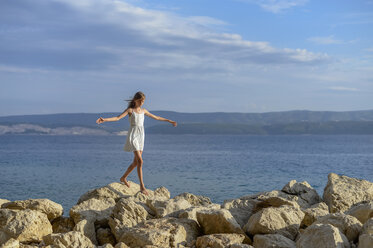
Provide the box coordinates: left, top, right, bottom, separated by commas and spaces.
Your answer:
123, 109, 145, 152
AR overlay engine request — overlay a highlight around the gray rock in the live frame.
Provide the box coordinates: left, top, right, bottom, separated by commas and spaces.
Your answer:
323, 173, 373, 213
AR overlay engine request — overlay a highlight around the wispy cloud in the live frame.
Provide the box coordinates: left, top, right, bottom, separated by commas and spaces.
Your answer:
307, 35, 356, 45
328, 86, 360, 92
237, 0, 308, 13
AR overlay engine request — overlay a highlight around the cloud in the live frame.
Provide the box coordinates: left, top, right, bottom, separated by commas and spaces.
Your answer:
237, 0, 308, 13
308, 35, 348, 45
0, 0, 329, 74
328, 86, 360, 92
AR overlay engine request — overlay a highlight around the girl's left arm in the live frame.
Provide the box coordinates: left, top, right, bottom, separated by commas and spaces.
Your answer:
144, 109, 177, 127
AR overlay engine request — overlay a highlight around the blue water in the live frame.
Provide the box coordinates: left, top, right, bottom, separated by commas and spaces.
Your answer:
0, 134, 372, 217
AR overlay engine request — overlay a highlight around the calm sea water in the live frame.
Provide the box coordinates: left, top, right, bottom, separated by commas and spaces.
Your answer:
0, 134, 372, 217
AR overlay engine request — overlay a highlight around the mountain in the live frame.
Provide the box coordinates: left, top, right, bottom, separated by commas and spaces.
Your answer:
0, 110, 372, 135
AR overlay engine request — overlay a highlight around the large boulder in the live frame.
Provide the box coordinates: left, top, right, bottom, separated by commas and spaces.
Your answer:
253, 234, 296, 248
196, 233, 245, 248
146, 198, 191, 218
118, 217, 200, 248
77, 181, 170, 205
69, 197, 116, 224
0, 209, 52, 244
50, 215, 75, 233
345, 201, 373, 224
1, 199, 63, 221
221, 197, 258, 228
282, 180, 322, 207
301, 202, 329, 227
296, 223, 350, 248
69, 196, 116, 245
73, 219, 97, 245
323, 173, 373, 213
244, 205, 304, 240
312, 213, 362, 242
108, 197, 149, 241
42, 230, 94, 247
253, 190, 310, 210
179, 204, 221, 222
196, 209, 251, 244
173, 192, 212, 207
77, 181, 142, 204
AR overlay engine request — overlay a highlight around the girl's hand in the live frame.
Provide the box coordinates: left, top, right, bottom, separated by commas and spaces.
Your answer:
96, 117, 105, 124
171, 121, 177, 127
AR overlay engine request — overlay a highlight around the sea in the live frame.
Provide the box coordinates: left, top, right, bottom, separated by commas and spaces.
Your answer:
0, 134, 372, 217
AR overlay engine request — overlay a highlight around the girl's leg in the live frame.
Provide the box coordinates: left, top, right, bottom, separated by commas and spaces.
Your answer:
120, 156, 137, 187
134, 150, 148, 195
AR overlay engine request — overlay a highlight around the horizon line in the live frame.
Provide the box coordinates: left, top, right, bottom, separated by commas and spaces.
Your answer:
1, 108, 373, 118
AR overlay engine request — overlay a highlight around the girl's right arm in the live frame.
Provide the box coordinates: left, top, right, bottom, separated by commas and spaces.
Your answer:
96, 108, 130, 124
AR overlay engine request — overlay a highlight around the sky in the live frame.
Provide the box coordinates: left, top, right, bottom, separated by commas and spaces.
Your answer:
0, 0, 372, 116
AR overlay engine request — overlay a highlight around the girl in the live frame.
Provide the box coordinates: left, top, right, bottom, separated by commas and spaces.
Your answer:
96, 91, 177, 195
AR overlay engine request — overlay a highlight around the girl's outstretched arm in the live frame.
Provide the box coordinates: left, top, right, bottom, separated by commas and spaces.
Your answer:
144, 109, 177, 127
96, 108, 130, 124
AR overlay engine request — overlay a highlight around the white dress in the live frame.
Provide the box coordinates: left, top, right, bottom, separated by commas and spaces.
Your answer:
123, 109, 145, 152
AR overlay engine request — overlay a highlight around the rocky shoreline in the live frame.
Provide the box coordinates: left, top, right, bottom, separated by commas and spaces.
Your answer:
1, 173, 372, 248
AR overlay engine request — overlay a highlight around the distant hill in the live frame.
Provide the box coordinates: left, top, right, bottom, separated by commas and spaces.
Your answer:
0, 110, 372, 135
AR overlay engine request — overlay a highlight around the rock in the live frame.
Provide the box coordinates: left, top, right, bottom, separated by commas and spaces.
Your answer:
73, 219, 97, 245
244, 205, 304, 240
108, 197, 149, 241
42, 230, 94, 247
282, 180, 322, 206
117, 187, 171, 217
146, 198, 192, 218
77, 181, 142, 204
0, 209, 52, 244
345, 201, 373, 224
312, 213, 362, 242
301, 202, 329, 227
114, 242, 130, 248
69, 197, 116, 245
173, 192, 212, 207
0, 199, 10, 208
196, 209, 251, 244
118, 217, 200, 247
70, 197, 116, 224
96, 227, 116, 246
50, 215, 75, 233
253, 233, 296, 248
361, 218, 373, 235
358, 234, 373, 248
296, 223, 350, 248
77, 181, 170, 205
179, 204, 221, 222
0, 238, 19, 248
196, 233, 245, 248
222, 198, 257, 228
229, 244, 254, 248
97, 244, 114, 248
254, 190, 310, 209
254, 195, 301, 212
323, 173, 373, 213
2, 199, 63, 221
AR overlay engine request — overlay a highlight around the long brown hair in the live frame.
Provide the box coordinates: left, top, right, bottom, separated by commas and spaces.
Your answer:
124, 91, 145, 110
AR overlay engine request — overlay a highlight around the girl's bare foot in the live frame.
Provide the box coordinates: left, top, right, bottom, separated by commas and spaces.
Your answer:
120, 176, 130, 188
140, 187, 149, 195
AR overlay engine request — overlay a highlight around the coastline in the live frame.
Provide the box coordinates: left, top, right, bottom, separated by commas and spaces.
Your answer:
1, 172, 372, 247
